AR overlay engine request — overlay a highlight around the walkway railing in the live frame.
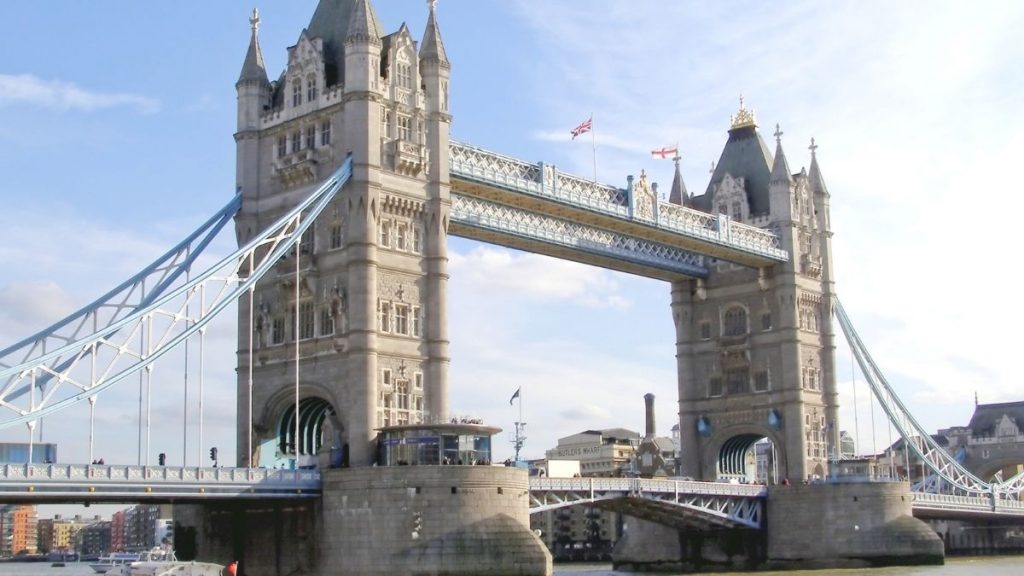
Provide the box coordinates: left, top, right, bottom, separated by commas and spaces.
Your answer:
449, 141, 788, 262
0, 463, 320, 501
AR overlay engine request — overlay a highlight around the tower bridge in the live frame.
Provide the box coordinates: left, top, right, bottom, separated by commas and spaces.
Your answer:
1, 0, 1022, 574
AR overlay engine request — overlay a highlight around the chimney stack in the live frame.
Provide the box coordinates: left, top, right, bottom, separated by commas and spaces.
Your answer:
644, 393, 656, 439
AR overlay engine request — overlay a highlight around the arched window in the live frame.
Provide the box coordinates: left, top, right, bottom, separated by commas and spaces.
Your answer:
306, 76, 318, 102
723, 306, 747, 337
292, 80, 302, 107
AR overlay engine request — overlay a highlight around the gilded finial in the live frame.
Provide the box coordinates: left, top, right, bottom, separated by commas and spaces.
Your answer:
809, 137, 818, 157
774, 123, 783, 144
250, 8, 260, 33
730, 94, 757, 129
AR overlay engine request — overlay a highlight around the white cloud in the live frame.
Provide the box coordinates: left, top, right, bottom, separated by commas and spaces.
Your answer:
0, 282, 77, 345
0, 74, 159, 114
449, 245, 631, 310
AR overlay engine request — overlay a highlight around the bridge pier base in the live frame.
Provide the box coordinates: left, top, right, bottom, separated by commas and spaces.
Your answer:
765, 482, 944, 569
611, 516, 764, 572
176, 466, 551, 576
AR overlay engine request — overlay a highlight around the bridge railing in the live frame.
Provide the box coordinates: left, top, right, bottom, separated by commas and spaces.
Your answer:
1, 463, 320, 488
912, 492, 1024, 515
449, 141, 787, 261
528, 477, 767, 498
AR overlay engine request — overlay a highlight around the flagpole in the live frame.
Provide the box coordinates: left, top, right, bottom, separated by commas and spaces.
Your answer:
590, 113, 597, 183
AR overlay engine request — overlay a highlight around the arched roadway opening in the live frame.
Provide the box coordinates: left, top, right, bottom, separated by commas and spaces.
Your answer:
259, 395, 341, 469
708, 428, 783, 484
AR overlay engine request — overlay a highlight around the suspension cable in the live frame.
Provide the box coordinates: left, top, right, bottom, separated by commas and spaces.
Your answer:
294, 225, 302, 466
850, 347, 860, 457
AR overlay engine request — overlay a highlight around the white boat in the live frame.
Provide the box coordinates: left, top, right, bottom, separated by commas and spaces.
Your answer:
107, 547, 225, 576
90, 553, 142, 574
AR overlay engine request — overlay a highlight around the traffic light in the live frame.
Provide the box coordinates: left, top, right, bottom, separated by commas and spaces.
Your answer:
209, 447, 218, 462
158, 453, 166, 466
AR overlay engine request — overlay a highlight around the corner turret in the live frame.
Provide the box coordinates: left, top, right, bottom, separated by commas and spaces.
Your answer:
236, 8, 270, 133
668, 155, 689, 206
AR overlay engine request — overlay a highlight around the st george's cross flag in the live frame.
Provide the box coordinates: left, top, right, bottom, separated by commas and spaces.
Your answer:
651, 146, 678, 159
571, 117, 593, 140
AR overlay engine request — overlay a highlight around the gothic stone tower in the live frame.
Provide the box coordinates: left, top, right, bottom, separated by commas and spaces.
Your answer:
671, 101, 838, 482
234, 0, 451, 468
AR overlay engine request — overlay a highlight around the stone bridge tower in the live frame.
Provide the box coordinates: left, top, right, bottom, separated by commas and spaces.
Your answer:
233, 0, 451, 468
671, 102, 838, 482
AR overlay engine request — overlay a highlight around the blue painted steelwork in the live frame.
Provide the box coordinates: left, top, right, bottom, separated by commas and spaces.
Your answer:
836, 299, 1024, 498
0, 157, 353, 429
0, 194, 241, 402
450, 194, 708, 278
449, 140, 788, 263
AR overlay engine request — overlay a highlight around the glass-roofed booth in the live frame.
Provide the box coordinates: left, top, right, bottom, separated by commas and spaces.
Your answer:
377, 423, 500, 466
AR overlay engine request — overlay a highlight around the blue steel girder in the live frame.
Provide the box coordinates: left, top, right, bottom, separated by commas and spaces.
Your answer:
449, 140, 788, 268
528, 478, 764, 529
450, 194, 708, 280
0, 463, 319, 504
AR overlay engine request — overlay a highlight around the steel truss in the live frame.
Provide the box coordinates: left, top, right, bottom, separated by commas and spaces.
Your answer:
528, 477, 764, 528
0, 194, 241, 404
0, 157, 353, 430
450, 194, 707, 277
449, 140, 786, 262
835, 299, 1024, 498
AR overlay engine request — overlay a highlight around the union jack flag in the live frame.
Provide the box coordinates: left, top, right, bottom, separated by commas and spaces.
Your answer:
571, 117, 592, 140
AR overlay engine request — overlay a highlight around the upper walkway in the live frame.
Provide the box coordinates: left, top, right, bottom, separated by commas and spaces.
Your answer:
448, 141, 788, 280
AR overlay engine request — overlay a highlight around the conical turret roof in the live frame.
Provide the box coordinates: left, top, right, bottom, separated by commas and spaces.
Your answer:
770, 124, 792, 185
697, 101, 773, 216
306, 0, 384, 85
668, 158, 688, 206
807, 138, 829, 195
237, 8, 269, 86
420, 1, 448, 63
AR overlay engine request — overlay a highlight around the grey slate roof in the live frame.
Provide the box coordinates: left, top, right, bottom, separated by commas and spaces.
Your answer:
668, 159, 688, 206
692, 125, 773, 216
770, 138, 792, 185
967, 401, 1024, 437
238, 24, 269, 86
808, 152, 829, 196
306, 0, 385, 86
420, 3, 448, 63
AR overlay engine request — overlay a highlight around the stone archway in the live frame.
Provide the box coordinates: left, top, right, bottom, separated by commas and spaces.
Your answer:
257, 386, 343, 469
705, 426, 786, 484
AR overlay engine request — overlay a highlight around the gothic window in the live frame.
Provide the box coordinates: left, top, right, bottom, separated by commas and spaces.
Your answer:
731, 201, 742, 222
380, 220, 392, 247
382, 109, 392, 139
726, 367, 749, 395
708, 376, 723, 397
442, 81, 448, 112
379, 301, 391, 333
723, 306, 747, 337
397, 380, 410, 409
277, 136, 286, 158
699, 321, 711, 340
753, 370, 770, 392
411, 306, 421, 337
396, 224, 408, 251
761, 311, 772, 331
398, 115, 411, 140
306, 77, 318, 102
298, 302, 315, 340
329, 223, 342, 250
381, 368, 392, 389
290, 131, 301, 153
412, 224, 423, 253
396, 62, 412, 89
394, 305, 409, 335
320, 307, 334, 336
292, 80, 302, 107
414, 372, 423, 390
305, 125, 316, 150
272, 318, 285, 345
320, 120, 332, 146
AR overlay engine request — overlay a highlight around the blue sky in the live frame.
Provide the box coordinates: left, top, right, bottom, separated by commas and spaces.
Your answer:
2, 1, 1024, 517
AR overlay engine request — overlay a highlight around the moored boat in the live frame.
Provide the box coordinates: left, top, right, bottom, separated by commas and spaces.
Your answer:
107, 547, 224, 576
90, 553, 141, 574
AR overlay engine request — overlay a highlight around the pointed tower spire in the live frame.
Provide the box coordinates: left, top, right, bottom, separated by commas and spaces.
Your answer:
668, 154, 689, 206
237, 8, 269, 86
807, 137, 829, 195
770, 123, 793, 184
346, 0, 382, 45
420, 0, 449, 64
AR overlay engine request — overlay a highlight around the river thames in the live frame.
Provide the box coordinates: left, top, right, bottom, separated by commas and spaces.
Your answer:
0, 556, 1020, 576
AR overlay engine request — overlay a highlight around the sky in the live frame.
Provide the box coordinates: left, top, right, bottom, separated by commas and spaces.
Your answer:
2, 0, 1024, 516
